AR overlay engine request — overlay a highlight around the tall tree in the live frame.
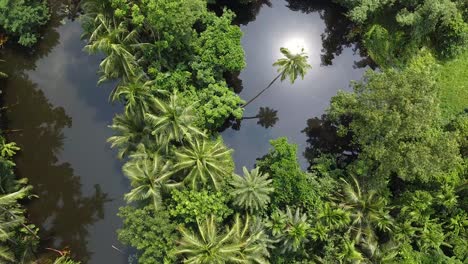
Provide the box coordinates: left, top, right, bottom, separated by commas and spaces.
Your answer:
243, 47, 311, 107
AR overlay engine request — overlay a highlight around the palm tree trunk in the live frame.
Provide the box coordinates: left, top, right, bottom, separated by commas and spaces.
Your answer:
242, 71, 284, 108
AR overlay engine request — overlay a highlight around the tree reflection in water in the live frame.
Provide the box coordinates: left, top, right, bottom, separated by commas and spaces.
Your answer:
0, 0, 110, 262
301, 114, 358, 171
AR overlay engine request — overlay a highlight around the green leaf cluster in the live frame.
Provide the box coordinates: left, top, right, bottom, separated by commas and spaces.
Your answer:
0, 0, 50, 46
169, 189, 233, 223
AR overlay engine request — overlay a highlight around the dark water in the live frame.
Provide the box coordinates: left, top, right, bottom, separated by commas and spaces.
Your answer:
221, 0, 369, 170
0, 2, 127, 263
0, 0, 367, 263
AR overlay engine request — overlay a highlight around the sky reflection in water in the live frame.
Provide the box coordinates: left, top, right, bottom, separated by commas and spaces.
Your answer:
222, 0, 368, 171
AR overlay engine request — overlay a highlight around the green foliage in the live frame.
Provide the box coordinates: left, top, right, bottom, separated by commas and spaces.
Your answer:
327, 63, 463, 187
169, 189, 232, 223
274, 47, 312, 84
230, 167, 274, 214
437, 50, 468, 119
83, 14, 142, 84
267, 207, 310, 253
0, 0, 50, 46
118, 205, 178, 263
0, 136, 38, 264
174, 137, 233, 191
256, 137, 318, 210
336, 0, 468, 59
190, 82, 245, 131
145, 92, 205, 143
174, 214, 269, 263
191, 10, 246, 85
0, 137, 20, 158
363, 24, 418, 68
123, 154, 178, 209
53, 255, 81, 264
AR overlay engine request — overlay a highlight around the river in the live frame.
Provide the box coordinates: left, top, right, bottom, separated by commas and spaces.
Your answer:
0, 0, 368, 263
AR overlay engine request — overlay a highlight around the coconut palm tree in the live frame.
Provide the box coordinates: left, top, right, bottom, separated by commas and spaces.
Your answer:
230, 167, 274, 214
122, 154, 179, 209
175, 214, 269, 263
83, 13, 142, 84
267, 206, 310, 253
243, 47, 311, 107
145, 92, 205, 143
0, 185, 32, 263
338, 177, 393, 239
108, 111, 153, 159
174, 137, 232, 190
112, 74, 169, 115
336, 177, 394, 260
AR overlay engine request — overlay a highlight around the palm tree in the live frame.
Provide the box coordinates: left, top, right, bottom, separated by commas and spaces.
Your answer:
83, 14, 142, 84
337, 177, 394, 259
145, 92, 205, 143
279, 207, 310, 253
174, 214, 269, 263
108, 111, 153, 159
122, 154, 179, 209
112, 74, 168, 115
174, 137, 232, 190
242, 47, 311, 107
267, 207, 310, 253
0, 185, 33, 263
230, 167, 274, 214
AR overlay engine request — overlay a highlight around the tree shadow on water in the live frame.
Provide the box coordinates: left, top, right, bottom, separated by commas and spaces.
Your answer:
301, 114, 358, 171
285, 0, 375, 68
1, 74, 110, 263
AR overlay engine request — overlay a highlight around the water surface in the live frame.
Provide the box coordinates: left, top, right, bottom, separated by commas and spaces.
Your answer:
221, 0, 369, 170
0, 0, 368, 262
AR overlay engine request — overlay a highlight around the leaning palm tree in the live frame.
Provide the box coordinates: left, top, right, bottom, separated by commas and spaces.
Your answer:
145, 92, 205, 143
174, 137, 232, 190
243, 47, 311, 107
122, 154, 179, 209
175, 214, 269, 263
83, 14, 142, 84
230, 167, 274, 214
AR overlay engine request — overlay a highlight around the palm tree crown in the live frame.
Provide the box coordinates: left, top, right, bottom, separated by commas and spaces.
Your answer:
230, 167, 274, 214
274, 47, 311, 84
83, 14, 141, 84
242, 47, 311, 107
174, 137, 232, 191
108, 111, 152, 159
175, 214, 269, 263
123, 154, 178, 209
145, 92, 205, 143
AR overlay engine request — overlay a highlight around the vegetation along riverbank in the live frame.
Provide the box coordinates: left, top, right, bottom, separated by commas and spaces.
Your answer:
1, 0, 467, 263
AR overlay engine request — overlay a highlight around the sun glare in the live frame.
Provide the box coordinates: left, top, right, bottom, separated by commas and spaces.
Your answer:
283, 37, 307, 54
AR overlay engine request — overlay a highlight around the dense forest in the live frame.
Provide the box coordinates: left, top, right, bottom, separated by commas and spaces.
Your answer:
1, 0, 467, 263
